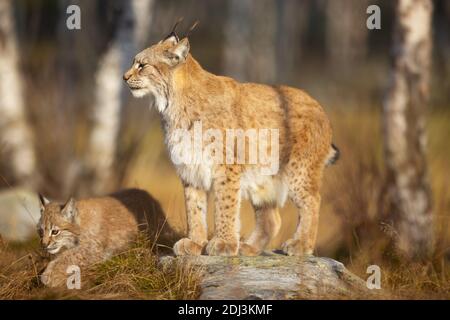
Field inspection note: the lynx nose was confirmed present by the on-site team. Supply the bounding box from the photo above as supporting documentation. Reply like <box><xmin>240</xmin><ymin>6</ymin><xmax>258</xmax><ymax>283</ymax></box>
<box><xmin>123</xmin><ymin>71</ymin><xmax>132</xmax><ymax>81</ymax></box>
<box><xmin>41</xmin><ymin>237</ymin><xmax>49</xmax><ymax>248</ymax></box>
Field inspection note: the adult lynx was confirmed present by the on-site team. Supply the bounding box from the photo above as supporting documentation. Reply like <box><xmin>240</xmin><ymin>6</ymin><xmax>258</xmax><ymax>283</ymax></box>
<box><xmin>37</xmin><ymin>189</ymin><xmax>167</xmax><ymax>287</ymax></box>
<box><xmin>124</xmin><ymin>24</ymin><xmax>339</xmax><ymax>257</ymax></box>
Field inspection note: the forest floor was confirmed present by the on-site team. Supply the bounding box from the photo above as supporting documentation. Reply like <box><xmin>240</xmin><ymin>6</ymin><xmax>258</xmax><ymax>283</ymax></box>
<box><xmin>1</xmin><ymin>235</ymin><xmax>448</xmax><ymax>300</ymax></box>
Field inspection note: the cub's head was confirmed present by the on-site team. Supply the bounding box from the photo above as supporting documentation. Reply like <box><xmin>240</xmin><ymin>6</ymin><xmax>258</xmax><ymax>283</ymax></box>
<box><xmin>37</xmin><ymin>195</ymin><xmax>80</xmax><ymax>255</ymax></box>
<box><xmin>123</xmin><ymin>21</ymin><xmax>194</xmax><ymax>111</ymax></box>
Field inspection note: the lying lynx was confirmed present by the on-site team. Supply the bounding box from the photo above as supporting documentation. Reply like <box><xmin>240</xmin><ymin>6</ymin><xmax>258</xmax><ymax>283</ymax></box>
<box><xmin>124</xmin><ymin>23</ymin><xmax>339</xmax><ymax>257</ymax></box>
<box><xmin>37</xmin><ymin>188</ymin><xmax>164</xmax><ymax>287</ymax></box>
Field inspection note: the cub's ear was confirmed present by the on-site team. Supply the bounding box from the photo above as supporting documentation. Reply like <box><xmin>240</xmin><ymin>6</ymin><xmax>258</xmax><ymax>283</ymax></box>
<box><xmin>61</xmin><ymin>197</ymin><xmax>77</xmax><ymax>221</ymax></box>
<box><xmin>163</xmin><ymin>38</ymin><xmax>190</xmax><ymax>67</ymax></box>
<box><xmin>38</xmin><ymin>193</ymin><xmax>50</xmax><ymax>208</ymax></box>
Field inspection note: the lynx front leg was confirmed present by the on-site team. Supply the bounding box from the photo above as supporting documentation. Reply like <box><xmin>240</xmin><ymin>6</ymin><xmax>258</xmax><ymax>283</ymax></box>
<box><xmin>40</xmin><ymin>245</ymin><xmax>96</xmax><ymax>288</ymax></box>
<box><xmin>206</xmin><ymin>165</ymin><xmax>241</xmax><ymax>256</ymax></box>
<box><xmin>173</xmin><ymin>186</ymin><xmax>208</xmax><ymax>256</ymax></box>
<box><xmin>40</xmin><ymin>259</ymin><xmax>66</xmax><ymax>288</ymax></box>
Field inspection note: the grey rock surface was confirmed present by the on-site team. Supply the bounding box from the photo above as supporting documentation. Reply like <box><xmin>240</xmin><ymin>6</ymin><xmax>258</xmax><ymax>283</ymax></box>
<box><xmin>161</xmin><ymin>254</ymin><xmax>378</xmax><ymax>299</ymax></box>
<box><xmin>0</xmin><ymin>188</ymin><xmax>40</xmax><ymax>242</ymax></box>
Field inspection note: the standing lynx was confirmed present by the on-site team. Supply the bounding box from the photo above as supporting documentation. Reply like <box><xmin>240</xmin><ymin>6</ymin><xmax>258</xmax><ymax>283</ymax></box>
<box><xmin>37</xmin><ymin>189</ymin><xmax>165</xmax><ymax>287</ymax></box>
<box><xmin>124</xmin><ymin>24</ymin><xmax>338</xmax><ymax>257</ymax></box>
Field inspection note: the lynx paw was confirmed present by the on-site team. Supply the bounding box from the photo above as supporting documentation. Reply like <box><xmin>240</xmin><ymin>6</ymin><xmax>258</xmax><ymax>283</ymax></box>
<box><xmin>239</xmin><ymin>242</ymin><xmax>261</xmax><ymax>256</ymax></box>
<box><xmin>281</xmin><ymin>239</ymin><xmax>307</xmax><ymax>256</ymax></box>
<box><xmin>173</xmin><ymin>238</ymin><xmax>204</xmax><ymax>256</ymax></box>
<box><xmin>206</xmin><ymin>237</ymin><xmax>238</xmax><ymax>256</ymax></box>
<box><xmin>40</xmin><ymin>272</ymin><xmax>51</xmax><ymax>286</ymax></box>
<box><xmin>40</xmin><ymin>263</ymin><xmax>66</xmax><ymax>288</ymax></box>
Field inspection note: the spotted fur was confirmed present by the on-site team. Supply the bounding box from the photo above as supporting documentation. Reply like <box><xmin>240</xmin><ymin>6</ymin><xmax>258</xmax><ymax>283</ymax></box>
<box><xmin>124</xmin><ymin>34</ymin><xmax>337</xmax><ymax>256</ymax></box>
<box><xmin>37</xmin><ymin>189</ymin><xmax>157</xmax><ymax>287</ymax></box>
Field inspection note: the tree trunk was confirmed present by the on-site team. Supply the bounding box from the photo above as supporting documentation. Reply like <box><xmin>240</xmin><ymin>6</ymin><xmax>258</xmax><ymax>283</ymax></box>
<box><xmin>0</xmin><ymin>0</ymin><xmax>37</xmax><ymax>186</ymax></box>
<box><xmin>223</xmin><ymin>0</ymin><xmax>253</xmax><ymax>82</ymax></box>
<box><xmin>85</xmin><ymin>0</ymin><xmax>154</xmax><ymax>194</ymax></box>
<box><xmin>325</xmin><ymin>0</ymin><xmax>369</xmax><ymax>71</ymax></box>
<box><xmin>276</xmin><ymin>0</ymin><xmax>310</xmax><ymax>84</ymax></box>
<box><xmin>248</xmin><ymin>0</ymin><xmax>277</xmax><ymax>84</ymax></box>
<box><xmin>223</xmin><ymin>0</ymin><xmax>277</xmax><ymax>84</ymax></box>
<box><xmin>382</xmin><ymin>0</ymin><xmax>434</xmax><ymax>259</ymax></box>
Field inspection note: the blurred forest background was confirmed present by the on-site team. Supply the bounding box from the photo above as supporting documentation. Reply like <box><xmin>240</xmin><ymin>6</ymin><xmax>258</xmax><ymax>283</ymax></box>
<box><xmin>0</xmin><ymin>0</ymin><xmax>449</xmax><ymax>297</ymax></box>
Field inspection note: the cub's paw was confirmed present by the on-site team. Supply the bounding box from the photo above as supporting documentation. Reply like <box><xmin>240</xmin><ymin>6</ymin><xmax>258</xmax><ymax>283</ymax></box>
<box><xmin>40</xmin><ymin>261</ymin><xmax>54</xmax><ymax>286</ymax></box>
<box><xmin>206</xmin><ymin>237</ymin><xmax>238</xmax><ymax>256</ymax></box>
<box><xmin>40</xmin><ymin>272</ymin><xmax>51</xmax><ymax>286</ymax></box>
<box><xmin>239</xmin><ymin>242</ymin><xmax>261</xmax><ymax>256</ymax></box>
<box><xmin>281</xmin><ymin>239</ymin><xmax>306</xmax><ymax>256</ymax></box>
<box><xmin>40</xmin><ymin>264</ymin><xmax>66</xmax><ymax>288</ymax></box>
<box><xmin>173</xmin><ymin>238</ymin><xmax>204</xmax><ymax>256</ymax></box>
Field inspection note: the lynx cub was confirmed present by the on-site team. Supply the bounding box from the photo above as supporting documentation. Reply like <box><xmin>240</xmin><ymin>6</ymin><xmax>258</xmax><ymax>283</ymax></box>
<box><xmin>37</xmin><ymin>189</ymin><xmax>156</xmax><ymax>287</ymax></box>
<box><xmin>124</xmin><ymin>24</ymin><xmax>338</xmax><ymax>257</ymax></box>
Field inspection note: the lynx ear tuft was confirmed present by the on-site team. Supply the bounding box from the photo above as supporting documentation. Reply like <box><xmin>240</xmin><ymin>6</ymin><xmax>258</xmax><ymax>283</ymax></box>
<box><xmin>160</xmin><ymin>17</ymin><xmax>183</xmax><ymax>45</ymax></box>
<box><xmin>38</xmin><ymin>193</ymin><xmax>50</xmax><ymax>207</ymax></box>
<box><xmin>61</xmin><ymin>197</ymin><xmax>77</xmax><ymax>221</ymax></box>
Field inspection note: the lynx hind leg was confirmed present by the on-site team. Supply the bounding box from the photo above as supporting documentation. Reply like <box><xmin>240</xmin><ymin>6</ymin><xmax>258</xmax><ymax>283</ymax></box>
<box><xmin>282</xmin><ymin>161</ymin><xmax>322</xmax><ymax>256</ymax></box>
<box><xmin>240</xmin><ymin>204</ymin><xmax>281</xmax><ymax>256</ymax></box>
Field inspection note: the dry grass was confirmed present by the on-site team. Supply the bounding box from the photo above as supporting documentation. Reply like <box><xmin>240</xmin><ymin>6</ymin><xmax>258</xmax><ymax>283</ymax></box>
<box><xmin>323</xmin><ymin>108</ymin><xmax>450</xmax><ymax>299</ymax></box>
<box><xmin>0</xmin><ymin>235</ymin><xmax>201</xmax><ymax>300</ymax></box>
<box><xmin>347</xmin><ymin>256</ymin><xmax>450</xmax><ymax>300</ymax></box>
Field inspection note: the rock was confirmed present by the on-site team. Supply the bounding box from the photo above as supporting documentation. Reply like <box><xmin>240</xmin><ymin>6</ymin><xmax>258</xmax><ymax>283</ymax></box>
<box><xmin>0</xmin><ymin>188</ymin><xmax>40</xmax><ymax>242</ymax></box>
<box><xmin>160</xmin><ymin>253</ymin><xmax>380</xmax><ymax>299</ymax></box>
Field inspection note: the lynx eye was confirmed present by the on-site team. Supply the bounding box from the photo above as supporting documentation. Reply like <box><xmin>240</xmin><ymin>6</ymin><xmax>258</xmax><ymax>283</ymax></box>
<box><xmin>51</xmin><ymin>229</ymin><xmax>60</xmax><ymax>236</ymax></box>
<box><xmin>38</xmin><ymin>228</ymin><xmax>44</xmax><ymax>238</ymax></box>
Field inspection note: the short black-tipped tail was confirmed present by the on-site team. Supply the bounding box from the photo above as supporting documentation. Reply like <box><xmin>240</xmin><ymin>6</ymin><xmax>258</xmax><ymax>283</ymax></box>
<box><xmin>326</xmin><ymin>143</ymin><xmax>340</xmax><ymax>166</ymax></box>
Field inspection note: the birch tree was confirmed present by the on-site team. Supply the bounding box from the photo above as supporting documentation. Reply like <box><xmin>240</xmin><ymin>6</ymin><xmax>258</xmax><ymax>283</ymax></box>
<box><xmin>85</xmin><ymin>0</ymin><xmax>154</xmax><ymax>194</ymax></box>
<box><xmin>383</xmin><ymin>0</ymin><xmax>434</xmax><ymax>259</ymax></box>
<box><xmin>0</xmin><ymin>0</ymin><xmax>37</xmax><ymax>186</ymax></box>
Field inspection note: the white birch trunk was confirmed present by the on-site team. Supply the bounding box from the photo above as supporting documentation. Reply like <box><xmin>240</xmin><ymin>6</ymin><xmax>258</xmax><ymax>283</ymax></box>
<box><xmin>383</xmin><ymin>0</ymin><xmax>434</xmax><ymax>259</ymax></box>
<box><xmin>0</xmin><ymin>0</ymin><xmax>36</xmax><ymax>186</ymax></box>
<box><xmin>86</xmin><ymin>0</ymin><xmax>154</xmax><ymax>194</ymax></box>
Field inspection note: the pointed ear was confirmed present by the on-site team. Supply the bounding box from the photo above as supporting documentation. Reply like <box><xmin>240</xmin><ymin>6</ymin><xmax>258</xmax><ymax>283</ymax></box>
<box><xmin>160</xmin><ymin>35</ymin><xmax>178</xmax><ymax>46</ymax></box>
<box><xmin>61</xmin><ymin>198</ymin><xmax>77</xmax><ymax>221</ymax></box>
<box><xmin>164</xmin><ymin>38</ymin><xmax>190</xmax><ymax>67</ymax></box>
<box><xmin>38</xmin><ymin>194</ymin><xmax>50</xmax><ymax>207</ymax></box>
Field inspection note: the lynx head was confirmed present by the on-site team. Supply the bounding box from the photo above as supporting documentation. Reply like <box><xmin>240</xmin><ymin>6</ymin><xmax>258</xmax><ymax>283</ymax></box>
<box><xmin>37</xmin><ymin>195</ymin><xmax>80</xmax><ymax>255</ymax></box>
<box><xmin>123</xmin><ymin>20</ymin><xmax>197</xmax><ymax>112</ymax></box>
